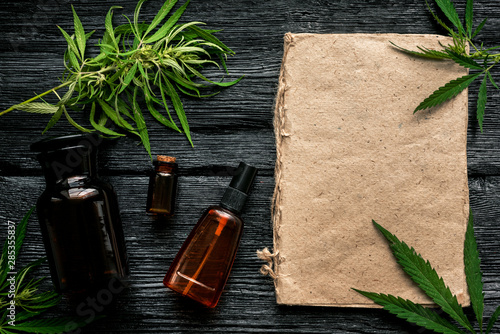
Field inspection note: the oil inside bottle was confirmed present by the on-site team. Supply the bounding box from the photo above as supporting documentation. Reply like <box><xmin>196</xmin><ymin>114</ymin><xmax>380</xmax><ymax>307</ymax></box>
<box><xmin>163</xmin><ymin>207</ymin><xmax>243</xmax><ymax>307</ymax></box>
<box><xmin>146</xmin><ymin>155</ymin><xmax>178</xmax><ymax>216</ymax></box>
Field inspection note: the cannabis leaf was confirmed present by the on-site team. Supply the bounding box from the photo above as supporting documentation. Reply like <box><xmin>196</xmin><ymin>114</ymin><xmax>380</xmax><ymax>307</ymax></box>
<box><xmin>464</xmin><ymin>210</ymin><xmax>484</xmax><ymax>331</ymax></box>
<box><xmin>0</xmin><ymin>207</ymin><xmax>93</xmax><ymax>333</ymax></box>
<box><xmin>392</xmin><ymin>0</ymin><xmax>500</xmax><ymax>132</ymax></box>
<box><xmin>354</xmin><ymin>210</ymin><xmax>500</xmax><ymax>334</ymax></box>
<box><xmin>352</xmin><ymin>290</ymin><xmax>465</xmax><ymax>333</ymax></box>
<box><xmin>0</xmin><ymin>0</ymin><xmax>242</xmax><ymax>158</ymax></box>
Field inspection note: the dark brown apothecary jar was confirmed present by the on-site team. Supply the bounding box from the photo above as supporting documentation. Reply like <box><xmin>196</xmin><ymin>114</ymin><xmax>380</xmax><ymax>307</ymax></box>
<box><xmin>30</xmin><ymin>134</ymin><xmax>128</xmax><ymax>294</ymax></box>
<box><xmin>146</xmin><ymin>155</ymin><xmax>178</xmax><ymax>216</ymax></box>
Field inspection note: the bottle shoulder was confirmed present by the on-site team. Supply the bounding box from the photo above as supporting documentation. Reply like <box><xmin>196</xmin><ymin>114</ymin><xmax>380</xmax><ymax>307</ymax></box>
<box><xmin>44</xmin><ymin>176</ymin><xmax>113</xmax><ymax>190</ymax></box>
<box><xmin>204</xmin><ymin>205</ymin><xmax>243</xmax><ymax>224</ymax></box>
<box><xmin>39</xmin><ymin>177</ymin><xmax>115</xmax><ymax>202</ymax></box>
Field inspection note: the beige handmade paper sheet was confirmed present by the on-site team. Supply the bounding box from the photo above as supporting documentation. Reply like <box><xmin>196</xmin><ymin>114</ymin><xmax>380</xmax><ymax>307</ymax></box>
<box><xmin>268</xmin><ymin>33</ymin><xmax>470</xmax><ymax>307</ymax></box>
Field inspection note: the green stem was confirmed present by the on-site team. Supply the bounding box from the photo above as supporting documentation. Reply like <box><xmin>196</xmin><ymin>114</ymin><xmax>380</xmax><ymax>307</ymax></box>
<box><xmin>0</xmin><ymin>65</ymin><xmax>117</xmax><ymax>117</ymax></box>
<box><xmin>0</xmin><ymin>81</ymin><xmax>73</xmax><ymax>116</ymax></box>
<box><xmin>486</xmin><ymin>60</ymin><xmax>499</xmax><ymax>72</ymax></box>
<box><xmin>467</xmin><ymin>38</ymin><xmax>481</xmax><ymax>54</ymax></box>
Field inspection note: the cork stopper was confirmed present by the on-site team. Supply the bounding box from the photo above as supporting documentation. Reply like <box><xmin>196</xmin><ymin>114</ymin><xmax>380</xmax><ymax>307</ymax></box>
<box><xmin>157</xmin><ymin>155</ymin><xmax>176</xmax><ymax>163</ymax></box>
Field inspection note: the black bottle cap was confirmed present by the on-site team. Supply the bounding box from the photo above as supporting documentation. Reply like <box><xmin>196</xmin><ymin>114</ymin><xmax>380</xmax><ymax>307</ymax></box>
<box><xmin>30</xmin><ymin>133</ymin><xmax>101</xmax><ymax>152</ymax></box>
<box><xmin>229</xmin><ymin>162</ymin><xmax>258</xmax><ymax>193</ymax></box>
<box><xmin>220</xmin><ymin>162</ymin><xmax>258</xmax><ymax>214</ymax></box>
<box><xmin>30</xmin><ymin>134</ymin><xmax>103</xmax><ymax>180</ymax></box>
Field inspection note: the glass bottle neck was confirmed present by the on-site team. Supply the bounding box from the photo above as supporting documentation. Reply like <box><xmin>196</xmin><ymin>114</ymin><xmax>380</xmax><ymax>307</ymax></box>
<box><xmin>37</xmin><ymin>146</ymin><xmax>98</xmax><ymax>184</ymax></box>
<box><xmin>155</xmin><ymin>162</ymin><xmax>177</xmax><ymax>174</ymax></box>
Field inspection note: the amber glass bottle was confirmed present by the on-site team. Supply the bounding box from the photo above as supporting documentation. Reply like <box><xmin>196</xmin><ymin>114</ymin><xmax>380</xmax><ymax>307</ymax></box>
<box><xmin>31</xmin><ymin>134</ymin><xmax>128</xmax><ymax>294</ymax></box>
<box><xmin>146</xmin><ymin>155</ymin><xmax>178</xmax><ymax>216</ymax></box>
<box><xmin>163</xmin><ymin>162</ymin><xmax>257</xmax><ymax>308</ymax></box>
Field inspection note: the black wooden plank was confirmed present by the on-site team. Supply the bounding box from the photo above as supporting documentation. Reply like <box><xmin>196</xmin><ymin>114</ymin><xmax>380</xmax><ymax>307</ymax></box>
<box><xmin>2</xmin><ymin>112</ymin><xmax>500</xmax><ymax>176</ymax></box>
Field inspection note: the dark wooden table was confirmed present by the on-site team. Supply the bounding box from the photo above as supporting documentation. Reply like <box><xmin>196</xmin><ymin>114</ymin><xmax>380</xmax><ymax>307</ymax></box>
<box><xmin>1</xmin><ymin>0</ymin><xmax>500</xmax><ymax>333</ymax></box>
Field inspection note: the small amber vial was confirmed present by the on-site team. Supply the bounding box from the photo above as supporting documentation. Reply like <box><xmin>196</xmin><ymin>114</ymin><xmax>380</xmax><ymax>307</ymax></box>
<box><xmin>146</xmin><ymin>155</ymin><xmax>178</xmax><ymax>216</ymax></box>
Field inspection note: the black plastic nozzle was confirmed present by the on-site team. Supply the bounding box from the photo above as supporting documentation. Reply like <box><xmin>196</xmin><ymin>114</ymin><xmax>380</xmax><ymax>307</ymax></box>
<box><xmin>220</xmin><ymin>162</ymin><xmax>257</xmax><ymax>214</ymax></box>
<box><xmin>229</xmin><ymin>162</ymin><xmax>258</xmax><ymax>193</ymax></box>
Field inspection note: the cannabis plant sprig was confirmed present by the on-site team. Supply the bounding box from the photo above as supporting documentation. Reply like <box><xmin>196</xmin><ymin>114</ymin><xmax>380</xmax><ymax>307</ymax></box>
<box><xmin>0</xmin><ymin>0</ymin><xmax>242</xmax><ymax>157</ymax></box>
<box><xmin>0</xmin><ymin>207</ymin><xmax>92</xmax><ymax>333</ymax></box>
<box><xmin>392</xmin><ymin>0</ymin><xmax>500</xmax><ymax>132</ymax></box>
<box><xmin>354</xmin><ymin>211</ymin><xmax>500</xmax><ymax>334</ymax></box>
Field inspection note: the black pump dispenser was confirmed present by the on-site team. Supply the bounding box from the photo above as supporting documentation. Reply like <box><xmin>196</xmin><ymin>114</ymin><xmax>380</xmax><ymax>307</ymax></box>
<box><xmin>220</xmin><ymin>162</ymin><xmax>257</xmax><ymax>214</ymax></box>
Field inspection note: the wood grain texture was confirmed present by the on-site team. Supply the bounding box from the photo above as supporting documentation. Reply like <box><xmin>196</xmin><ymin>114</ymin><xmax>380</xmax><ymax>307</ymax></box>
<box><xmin>1</xmin><ymin>0</ymin><xmax>500</xmax><ymax>333</ymax></box>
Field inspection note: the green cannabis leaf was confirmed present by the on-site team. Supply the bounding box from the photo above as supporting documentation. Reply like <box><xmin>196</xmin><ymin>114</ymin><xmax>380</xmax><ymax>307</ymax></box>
<box><xmin>0</xmin><ymin>207</ymin><xmax>93</xmax><ymax>333</ymax></box>
<box><xmin>392</xmin><ymin>0</ymin><xmax>500</xmax><ymax>132</ymax></box>
<box><xmin>353</xmin><ymin>211</ymin><xmax>500</xmax><ymax>334</ymax></box>
<box><xmin>0</xmin><ymin>0</ymin><xmax>242</xmax><ymax>158</ymax></box>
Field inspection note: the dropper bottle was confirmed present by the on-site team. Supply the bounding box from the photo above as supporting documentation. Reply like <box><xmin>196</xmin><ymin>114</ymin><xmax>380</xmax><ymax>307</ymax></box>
<box><xmin>163</xmin><ymin>162</ymin><xmax>257</xmax><ymax>308</ymax></box>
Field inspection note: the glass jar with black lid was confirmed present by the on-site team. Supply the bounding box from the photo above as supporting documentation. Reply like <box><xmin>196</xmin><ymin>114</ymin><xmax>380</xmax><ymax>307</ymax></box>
<box><xmin>31</xmin><ymin>134</ymin><xmax>128</xmax><ymax>294</ymax></box>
